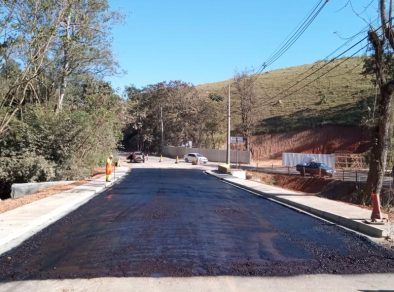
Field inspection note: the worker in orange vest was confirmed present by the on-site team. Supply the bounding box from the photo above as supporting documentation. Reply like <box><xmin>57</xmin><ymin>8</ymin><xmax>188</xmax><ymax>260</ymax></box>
<box><xmin>105</xmin><ymin>155</ymin><xmax>113</xmax><ymax>182</ymax></box>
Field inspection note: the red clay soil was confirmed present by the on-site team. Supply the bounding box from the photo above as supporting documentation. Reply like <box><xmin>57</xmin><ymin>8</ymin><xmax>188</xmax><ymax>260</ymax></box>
<box><xmin>0</xmin><ymin>165</ymin><xmax>117</xmax><ymax>214</ymax></box>
<box><xmin>250</xmin><ymin>125</ymin><xmax>370</xmax><ymax>160</ymax></box>
<box><xmin>247</xmin><ymin>171</ymin><xmax>393</xmax><ymax>209</ymax></box>
<box><xmin>247</xmin><ymin>171</ymin><xmax>394</xmax><ymax>230</ymax></box>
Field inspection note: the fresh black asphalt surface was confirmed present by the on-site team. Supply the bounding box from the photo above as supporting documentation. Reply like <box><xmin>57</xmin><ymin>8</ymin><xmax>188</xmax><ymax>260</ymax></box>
<box><xmin>1</xmin><ymin>167</ymin><xmax>394</xmax><ymax>280</ymax></box>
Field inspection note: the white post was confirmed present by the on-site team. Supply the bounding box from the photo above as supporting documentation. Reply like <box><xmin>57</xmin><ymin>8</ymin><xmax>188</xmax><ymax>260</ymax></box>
<box><xmin>226</xmin><ymin>84</ymin><xmax>231</xmax><ymax>165</ymax></box>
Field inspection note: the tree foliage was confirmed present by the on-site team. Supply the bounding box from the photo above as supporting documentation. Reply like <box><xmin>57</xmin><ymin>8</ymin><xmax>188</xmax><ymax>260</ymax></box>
<box><xmin>123</xmin><ymin>81</ymin><xmax>226</xmax><ymax>152</ymax></box>
<box><xmin>0</xmin><ymin>1</ymin><xmax>122</xmax><ymax>199</ymax></box>
<box><xmin>233</xmin><ymin>71</ymin><xmax>258</xmax><ymax>150</ymax></box>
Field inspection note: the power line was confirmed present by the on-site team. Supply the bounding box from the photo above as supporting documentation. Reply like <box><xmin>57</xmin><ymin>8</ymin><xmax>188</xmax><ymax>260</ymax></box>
<box><xmin>270</xmin><ymin>43</ymin><xmax>370</xmax><ymax>104</ymax></box>
<box><xmin>271</xmin><ymin>35</ymin><xmax>369</xmax><ymax>99</ymax></box>
<box><xmin>270</xmin><ymin>17</ymin><xmax>392</xmax><ymax>101</ymax></box>
<box><xmin>254</xmin><ymin>0</ymin><xmax>329</xmax><ymax>75</ymax></box>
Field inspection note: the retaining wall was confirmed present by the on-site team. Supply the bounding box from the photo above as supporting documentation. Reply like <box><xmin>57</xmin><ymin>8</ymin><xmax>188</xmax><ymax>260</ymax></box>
<box><xmin>163</xmin><ymin>146</ymin><xmax>251</xmax><ymax>164</ymax></box>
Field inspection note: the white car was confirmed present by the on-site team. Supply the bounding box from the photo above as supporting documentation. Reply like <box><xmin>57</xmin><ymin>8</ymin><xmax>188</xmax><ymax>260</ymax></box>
<box><xmin>184</xmin><ymin>153</ymin><xmax>208</xmax><ymax>164</ymax></box>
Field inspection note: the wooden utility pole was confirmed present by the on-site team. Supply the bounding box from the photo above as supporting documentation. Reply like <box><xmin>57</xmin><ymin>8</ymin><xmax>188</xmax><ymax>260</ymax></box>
<box><xmin>226</xmin><ymin>84</ymin><xmax>231</xmax><ymax>165</ymax></box>
<box><xmin>160</xmin><ymin>106</ymin><xmax>164</xmax><ymax>154</ymax></box>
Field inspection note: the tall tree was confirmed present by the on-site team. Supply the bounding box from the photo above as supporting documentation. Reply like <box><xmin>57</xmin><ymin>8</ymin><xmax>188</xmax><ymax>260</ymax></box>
<box><xmin>124</xmin><ymin>81</ymin><xmax>225</xmax><ymax>152</ymax></box>
<box><xmin>233</xmin><ymin>70</ymin><xmax>258</xmax><ymax>150</ymax></box>
<box><xmin>53</xmin><ymin>0</ymin><xmax>119</xmax><ymax>113</ymax></box>
<box><xmin>363</xmin><ymin>0</ymin><xmax>394</xmax><ymax>215</ymax></box>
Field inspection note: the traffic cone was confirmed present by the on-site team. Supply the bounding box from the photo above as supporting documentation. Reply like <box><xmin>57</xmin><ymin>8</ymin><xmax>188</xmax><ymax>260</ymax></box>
<box><xmin>175</xmin><ymin>156</ymin><xmax>179</xmax><ymax>164</ymax></box>
<box><xmin>371</xmin><ymin>192</ymin><xmax>383</xmax><ymax>222</ymax></box>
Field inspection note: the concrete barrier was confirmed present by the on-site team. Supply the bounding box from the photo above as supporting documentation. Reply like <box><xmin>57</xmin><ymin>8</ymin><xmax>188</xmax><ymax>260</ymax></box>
<box><xmin>11</xmin><ymin>181</ymin><xmax>75</xmax><ymax>199</ymax></box>
<box><xmin>218</xmin><ymin>164</ymin><xmax>231</xmax><ymax>174</ymax></box>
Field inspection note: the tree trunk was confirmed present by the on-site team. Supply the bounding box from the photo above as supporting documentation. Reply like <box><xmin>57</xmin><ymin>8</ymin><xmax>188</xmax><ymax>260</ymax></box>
<box><xmin>363</xmin><ymin>0</ymin><xmax>394</xmax><ymax>205</ymax></box>
<box><xmin>56</xmin><ymin>12</ymin><xmax>71</xmax><ymax>114</ymax></box>
<box><xmin>363</xmin><ymin>81</ymin><xmax>394</xmax><ymax>203</ymax></box>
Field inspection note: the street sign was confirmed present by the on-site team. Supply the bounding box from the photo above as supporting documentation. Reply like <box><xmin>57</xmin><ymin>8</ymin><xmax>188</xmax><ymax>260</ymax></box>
<box><xmin>230</xmin><ymin>136</ymin><xmax>244</xmax><ymax>144</ymax></box>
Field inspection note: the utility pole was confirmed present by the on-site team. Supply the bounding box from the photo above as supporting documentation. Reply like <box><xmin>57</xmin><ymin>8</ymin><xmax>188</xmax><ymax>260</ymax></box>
<box><xmin>226</xmin><ymin>84</ymin><xmax>231</xmax><ymax>165</ymax></box>
<box><xmin>160</xmin><ymin>106</ymin><xmax>164</xmax><ymax>154</ymax></box>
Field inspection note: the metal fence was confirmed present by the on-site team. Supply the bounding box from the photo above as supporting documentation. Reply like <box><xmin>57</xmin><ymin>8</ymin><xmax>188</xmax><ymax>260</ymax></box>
<box><xmin>241</xmin><ymin>165</ymin><xmax>394</xmax><ymax>187</ymax></box>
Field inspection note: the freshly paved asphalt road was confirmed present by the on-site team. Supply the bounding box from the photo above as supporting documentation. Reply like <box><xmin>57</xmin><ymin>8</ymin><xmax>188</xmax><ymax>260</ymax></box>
<box><xmin>1</xmin><ymin>167</ymin><xmax>394</xmax><ymax>281</ymax></box>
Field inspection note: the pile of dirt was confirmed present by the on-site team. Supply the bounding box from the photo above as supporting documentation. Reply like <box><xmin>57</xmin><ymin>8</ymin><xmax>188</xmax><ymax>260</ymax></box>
<box><xmin>273</xmin><ymin>175</ymin><xmax>332</xmax><ymax>193</ymax></box>
<box><xmin>247</xmin><ymin>171</ymin><xmax>393</xmax><ymax>208</ymax></box>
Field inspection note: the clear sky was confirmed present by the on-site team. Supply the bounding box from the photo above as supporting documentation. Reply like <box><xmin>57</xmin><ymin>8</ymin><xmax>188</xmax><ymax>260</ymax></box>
<box><xmin>107</xmin><ymin>0</ymin><xmax>379</xmax><ymax>91</ymax></box>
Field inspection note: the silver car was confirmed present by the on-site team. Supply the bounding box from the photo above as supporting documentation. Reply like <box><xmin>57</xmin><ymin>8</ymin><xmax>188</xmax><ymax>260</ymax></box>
<box><xmin>184</xmin><ymin>153</ymin><xmax>208</xmax><ymax>164</ymax></box>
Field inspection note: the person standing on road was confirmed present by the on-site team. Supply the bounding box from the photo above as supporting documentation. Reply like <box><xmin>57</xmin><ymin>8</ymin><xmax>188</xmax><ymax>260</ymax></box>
<box><xmin>105</xmin><ymin>155</ymin><xmax>113</xmax><ymax>182</ymax></box>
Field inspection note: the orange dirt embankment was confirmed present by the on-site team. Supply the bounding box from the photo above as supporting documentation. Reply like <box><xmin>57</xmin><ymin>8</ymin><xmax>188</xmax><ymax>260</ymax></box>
<box><xmin>250</xmin><ymin>125</ymin><xmax>370</xmax><ymax>160</ymax></box>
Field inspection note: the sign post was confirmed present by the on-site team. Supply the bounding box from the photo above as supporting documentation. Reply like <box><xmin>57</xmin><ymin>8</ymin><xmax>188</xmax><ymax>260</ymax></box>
<box><xmin>231</xmin><ymin>136</ymin><xmax>244</xmax><ymax>167</ymax></box>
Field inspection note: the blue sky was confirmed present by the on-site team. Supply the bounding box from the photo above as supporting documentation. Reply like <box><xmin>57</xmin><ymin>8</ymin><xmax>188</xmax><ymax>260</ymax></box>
<box><xmin>108</xmin><ymin>0</ymin><xmax>378</xmax><ymax>91</ymax></box>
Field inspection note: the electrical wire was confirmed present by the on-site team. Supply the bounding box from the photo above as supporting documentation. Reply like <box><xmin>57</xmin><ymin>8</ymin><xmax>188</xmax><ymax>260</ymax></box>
<box><xmin>254</xmin><ymin>0</ymin><xmax>329</xmax><ymax>75</ymax></box>
<box><xmin>270</xmin><ymin>42</ymin><xmax>370</xmax><ymax>104</ymax></box>
<box><xmin>271</xmin><ymin>36</ymin><xmax>369</xmax><ymax>99</ymax></box>
<box><xmin>270</xmin><ymin>17</ymin><xmax>391</xmax><ymax>101</ymax></box>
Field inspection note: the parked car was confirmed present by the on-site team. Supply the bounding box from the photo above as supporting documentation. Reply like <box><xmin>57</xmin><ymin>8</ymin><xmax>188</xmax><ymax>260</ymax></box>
<box><xmin>296</xmin><ymin>162</ymin><xmax>334</xmax><ymax>177</ymax></box>
<box><xmin>127</xmin><ymin>151</ymin><xmax>145</xmax><ymax>163</ymax></box>
<box><xmin>184</xmin><ymin>153</ymin><xmax>208</xmax><ymax>164</ymax></box>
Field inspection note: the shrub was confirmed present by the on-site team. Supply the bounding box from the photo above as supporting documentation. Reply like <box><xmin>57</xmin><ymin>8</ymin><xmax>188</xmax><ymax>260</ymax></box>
<box><xmin>0</xmin><ymin>153</ymin><xmax>56</xmax><ymax>199</ymax></box>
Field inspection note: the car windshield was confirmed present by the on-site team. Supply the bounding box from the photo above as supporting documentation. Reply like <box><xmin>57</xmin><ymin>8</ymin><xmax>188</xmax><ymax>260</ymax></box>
<box><xmin>196</xmin><ymin>154</ymin><xmax>203</xmax><ymax>157</ymax></box>
<box><xmin>317</xmin><ymin>163</ymin><xmax>330</xmax><ymax>169</ymax></box>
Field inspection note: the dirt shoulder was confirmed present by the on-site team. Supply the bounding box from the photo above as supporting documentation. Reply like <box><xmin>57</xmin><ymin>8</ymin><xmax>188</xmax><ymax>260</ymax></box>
<box><xmin>246</xmin><ymin>170</ymin><xmax>394</xmax><ymax>217</ymax></box>
<box><xmin>0</xmin><ymin>180</ymin><xmax>89</xmax><ymax>214</ymax></box>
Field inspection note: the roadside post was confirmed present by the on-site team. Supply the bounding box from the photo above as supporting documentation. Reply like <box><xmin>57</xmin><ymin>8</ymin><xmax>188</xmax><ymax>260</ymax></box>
<box><xmin>230</xmin><ymin>136</ymin><xmax>244</xmax><ymax>169</ymax></box>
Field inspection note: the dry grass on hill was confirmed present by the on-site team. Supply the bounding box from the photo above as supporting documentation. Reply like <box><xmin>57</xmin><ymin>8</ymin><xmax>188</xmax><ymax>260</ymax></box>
<box><xmin>197</xmin><ymin>57</ymin><xmax>375</xmax><ymax>133</ymax></box>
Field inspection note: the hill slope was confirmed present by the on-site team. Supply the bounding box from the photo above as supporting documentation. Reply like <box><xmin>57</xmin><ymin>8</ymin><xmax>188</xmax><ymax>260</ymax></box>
<box><xmin>197</xmin><ymin>57</ymin><xmax>375</xmax><ymax>133</ymax></box>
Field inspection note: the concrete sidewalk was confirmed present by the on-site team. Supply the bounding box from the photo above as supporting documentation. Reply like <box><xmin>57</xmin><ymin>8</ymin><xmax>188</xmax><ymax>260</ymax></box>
<box><xmin>207</xmin><ymin>170</ymin><xmax>392</xmax><ymax>238</ymax></box>
<box><xmin>0</xmin><ymin>166</ymin><xmax>130</xmax><ymax>256</ymax></box>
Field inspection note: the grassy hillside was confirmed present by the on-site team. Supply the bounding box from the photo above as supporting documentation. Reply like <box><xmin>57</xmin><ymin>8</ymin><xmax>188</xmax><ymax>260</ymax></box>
<box><xmin>197</xmin><ymin>57</ymin><xmax>375</xmax><ymax>134</ymax></box>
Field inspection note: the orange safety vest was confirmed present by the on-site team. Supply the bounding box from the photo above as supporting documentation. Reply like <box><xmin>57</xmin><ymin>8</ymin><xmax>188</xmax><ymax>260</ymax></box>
<box><xmin>105</xmin><ymin>158</ymin><xmax>113</xmax><ymax>175</ymax></box>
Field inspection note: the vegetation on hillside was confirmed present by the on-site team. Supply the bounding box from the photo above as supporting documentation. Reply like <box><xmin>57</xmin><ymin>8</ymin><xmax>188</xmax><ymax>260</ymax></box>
<box><xmin>123</xmin><ymin>81</ymin><xmax>226</xmax><ymax>153</ymax></box>
<box><xmin>0</xmin><ymin>0</ymin><xmax>122</xmax><ymax>199</ymax></box>
<box><xmin>124</xmin><ymin>57</ymin><xmax>377</xmax><ymax>154</ymax></box>
<box><xmin>197</xmin><ymin>57</ymin><xmax>375</xmax><ymax>134</ymax></box>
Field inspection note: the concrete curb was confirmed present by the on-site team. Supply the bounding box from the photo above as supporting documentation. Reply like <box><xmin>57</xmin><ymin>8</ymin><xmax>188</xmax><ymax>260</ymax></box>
<box><xmin>0</xmin><ymin>167</ymin><xmax>131</xmax><ymax>256</ymax></box>
<box><xmin>205</xmin><ymin>170</ymin><xmax>387</xmax><ymax>238</ymax></box>
<box><xmin>11</xmin><ymin>181</ymin><xmax>76</xmax><ymax>199</ymax></box>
